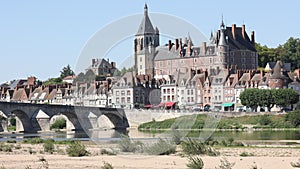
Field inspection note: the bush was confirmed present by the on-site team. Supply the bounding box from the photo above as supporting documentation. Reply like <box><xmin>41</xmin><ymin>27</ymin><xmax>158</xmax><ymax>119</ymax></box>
<box><xmin>239</xmin><ymin>151</ymin><xmax>254</xmax><ymax>157</ymax></box>
<box><xmin>117</xmin><ymin>135</ymin><xmax>144</xmax><ymax>153</ymax></box>
<box><xmin>66</xmin><ymin>141</ymin><xmax>89</xmax><ymax>157</ymax></box>
<box><xmin>50</xmin><ymin>118</ymin><xmax>66</xmax><ymax>130</ymax></box>
<box><xmin>100</xmin><ymin>149</ymin><xmax>116</xmax><ymax>155</ymax></box>
<box><xmin>145</xmin><ymin>138</ymin><xmax>176</xmax><ymax>155</ymax></box>
<box><xmin>215</xmin><ymin>158</ymin><xmax>235</xmax><ymax>169</ymax></box>
<box><xmin>0</xmin><ymin>143</ymin><xmax>12</xmax><ymax>152</ymax></box>
<box><xmin>186</xmin><ymin>156</ymin><xmax>204</xmax><ymax>169</ymax></box>
<box><xmin>101</xmin><ymin>161</ymin><xmax>114</xmax><ymax>169</ymax></box>
<box><xmin>259</xmin><ymin>115</ymin><xmax>272</xmax><ymax>125</ymax></box>
<box><xmin>43</xmin><ymin>139</ymin><xmax>55</xmax><ymax>153</ymax></box>
<box><xmin>180</xmin><ymin>138</ymin><xmax>219</xmax><ymax>156</ymax></box>
<box><xmin>23</xmin><ymin>138</ymin><xmax>44</xmax><ymax>144</ymax></box>
<box><xmin>286</xmin><ymin>110</ymin><xmax>300</xmax><ymax>127</ymax></box>
<box><xmin>291</xmin><ymin>159</ymin><xmax>300</xmax><ymax>168</ymax></box>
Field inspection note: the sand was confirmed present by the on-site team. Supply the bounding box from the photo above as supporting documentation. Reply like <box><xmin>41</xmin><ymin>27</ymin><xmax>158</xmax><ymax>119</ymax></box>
<box><xmin>0</xmin><ymin>144</ymin><xmax>299</xmax><ymax>169</ymax></box>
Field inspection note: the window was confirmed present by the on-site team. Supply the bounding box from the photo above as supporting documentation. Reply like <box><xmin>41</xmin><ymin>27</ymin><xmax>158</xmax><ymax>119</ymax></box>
<box><xmin>140</xmin><ymin>65</ymin><xmax>142</xmax><ymax>69</ymax></box>
<box><xmin>163</xmin><ymin>89</ymin><xmax>166</xmax><ymax>94</ymax></box>
<box><xmin>208</xmin><ymin>97</ymin><xmax>211</xmax><ymax>102</ymax></box>
<box><xmin>160</xmin><ymin>61</ymin><xmax>162</xmax><ymax>67</ymax></box>
<box><xmin>121</xmin><ymin>91</ymin><xmax>125</xmax><ymax>96</ymax></box>
<box><xmin>171</xmin><ymin>95</ymin><xmax>174</xmax><ymax>101</ymax></box>
<box><xmin>181</xmin><ymin>90</ymin><xmax>184</xmax><ymax>95</ymax></box>
<box><xmin>215</xmin><ymin>96</ymin><xmax>217</xmax><ymax>100</ymax></box>
<box><xmin>127</xmin><ymin>90</ymin><xmax>131</xmax><ymax>95</ymax></box>
<box><xmin>187</xmin><ymin>97</ymin><xmax>190</xmax><ymax>102</ymax></box>
<box><xmin>187</xmin><ymin>90</ymin><xmax>190</xmax><ymax>95</ymax></box>
<box><xmin>163</xmin><ymin>96</ymin><xmax>166</xmax><ymax>101</ymax></box>
<box><xmin>191</xmin><ymin>90</ymin><xmax>193</xmax><ymax>95</ymax></box>
<box><xmin>140</xmin><ymin>57</ymin><xmax>142</xmax><ymax>62</ymax></box>
<box><xmin>171</xmin><ymin>88</ymin><xmax>175</xmax><ymax>94</ymax></box>
<box><xmin>116</xmin><ymin>98</ymin><xmax>120</xmax><ymax>103</ymax></box>
<box><xmin>167</xmin><ymin>89</ymin><xmax>170</xmax><ymax>94</ymax></box>
<box><xmin>121</xmin><ymin>97</ymin><xmax>125</xmax><ymax>103</ymax></box>
<box><xmin>116</xmin><ymin>91</ymin><xmax>119</xmax><ymax>96</ymax></box>
<box><xmin>208</xmin><ymin>89</ymin><xmax>210</xmax><ymax>94</ymax></box>
<box><xmin>210</xmin><ymin>58</ymin><xmax>212</xmax><ymax>63</ymax></box>
<box><xmin>127</xmin><ymin>97</ymin><xmax>131</xmax><ymax>103</ymax></box>
<box><xmin>204</xmin><ymin>97</ymin><xmax>207</xmax><ymax>102</ymax></box>
<box><xmin>167</xmin><ymin>61</ymin><xmax>171</xmax><ymax>66</ymax></box>
<box><xmin>191</xmin><ymin>97</ymin><xmax>194</xmax><ymax>102</ymax></box>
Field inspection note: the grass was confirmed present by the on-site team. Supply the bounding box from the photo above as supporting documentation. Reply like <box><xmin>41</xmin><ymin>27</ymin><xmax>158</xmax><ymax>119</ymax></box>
<box><xmin>240</xmin><ymin>151</ymin><xmax>254</xmax><ymax>157</ymax></box>
<box><xmin>138</xmin><ymin>114</ymin><xmax>298</xmax><ymax>131</ymax></box>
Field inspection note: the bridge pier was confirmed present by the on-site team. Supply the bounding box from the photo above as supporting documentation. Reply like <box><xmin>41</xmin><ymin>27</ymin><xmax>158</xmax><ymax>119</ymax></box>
<box><xmin>0</xmin><ymin>119</ymin><xmax>8</xmax><ymax>132</ymax></box>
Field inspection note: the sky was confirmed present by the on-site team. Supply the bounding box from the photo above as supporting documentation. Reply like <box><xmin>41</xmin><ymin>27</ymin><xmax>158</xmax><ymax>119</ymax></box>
<box><xmin>0</xmin><ymin>1</ymin><xmax>299</xmax><ymax>83</ymax></box>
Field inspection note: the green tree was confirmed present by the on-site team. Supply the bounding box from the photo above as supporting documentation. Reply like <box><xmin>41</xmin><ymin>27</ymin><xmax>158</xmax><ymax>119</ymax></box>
<box><xmin>274</xmin><ymin>89</ymin><xmax>299</xmax><ymax>108</ymax></box>
<box><xmin>240</xmin><ymin>88</ymin><xmax>260</xmax><ymax>111</ymax></box>
<box><xmin>60</xmin><ymin>64</ymin><xmax>75</xmax><ymax>79</ymax></box>
<box><xmin>43</xmin><ymin>77</ymin><xmax>63</xmax><ymax>85</ymax></box>
<box><xmin>281</xmin><ymin>37</ymin><xmax>300</xmax><ymax>70</ymax></box>
<box><xmin>285</xmin><ymin>110</ymin><xmax>300</xmax><ymax>127</ymax></box>
<box><xmin>121</xmin><ymin>67</ymin><xmax>127</xmax><ymax>76</ymax></box>
<box><xmin>259</xmin><ymin>89</ymin><xmax>276</xmax><ymax>111</ymax></box>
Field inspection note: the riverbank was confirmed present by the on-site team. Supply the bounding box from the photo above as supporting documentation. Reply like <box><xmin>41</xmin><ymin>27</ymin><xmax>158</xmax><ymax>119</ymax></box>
<box><xmin>0</xmin><ymin>143</ymin><xmax>300</xmax><ymax>169</ymax></box>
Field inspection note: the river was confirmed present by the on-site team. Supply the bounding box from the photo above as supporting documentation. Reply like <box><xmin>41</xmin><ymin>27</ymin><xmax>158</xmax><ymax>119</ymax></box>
<box><xmin>0</xmin><ymin>129</ymin><xmax>299</xmax><ymax>144</ymax></box>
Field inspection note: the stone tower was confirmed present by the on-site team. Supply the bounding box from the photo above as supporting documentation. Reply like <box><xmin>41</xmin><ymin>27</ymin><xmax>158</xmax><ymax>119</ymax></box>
<box><xmin>134</xmin><ymin>3</ymin><xmax>159</xmax><ymax>77</ymax></box>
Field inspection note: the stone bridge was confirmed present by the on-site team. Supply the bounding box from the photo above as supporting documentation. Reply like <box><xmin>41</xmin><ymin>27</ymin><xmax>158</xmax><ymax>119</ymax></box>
<box><xmin>0</xmin><ymin>102</ymin><xmax>129</xmax><ymax>132</ymax></box>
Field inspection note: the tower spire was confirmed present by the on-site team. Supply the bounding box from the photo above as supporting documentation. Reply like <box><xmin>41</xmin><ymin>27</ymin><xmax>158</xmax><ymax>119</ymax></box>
<box><xmin>220</xmin><ymin>15</ymin><xmax>225</xmax><ymax>29</ymax></box>
<box><xmin>144</xmin><ymin>3</ymin><xmax>148</xmax><ymax>16</ymax></box>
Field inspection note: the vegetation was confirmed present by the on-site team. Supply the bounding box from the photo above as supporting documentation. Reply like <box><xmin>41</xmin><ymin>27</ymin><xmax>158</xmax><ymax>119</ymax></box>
<box><xmin>117</xmin><ymin>134</ymin><xmax>144</xmax><ymax>153</ymax></box>
<box><xmin>66</xmin><ymin>140</ymin><xmax>89</xmax><ymax>157</ymax></box>
<box><xmin>240</xmin><ymin>88</ymin><xmax>299</xmax><ymax>111</ymax></box>
<box><xmin>239</xmin><ymin>151</ymin><xmax>254</xmax><ymax>157</ymax></box>
<box><xmin>215</xmin><ymin>158</ymin><xmax>235</xmax><ymax>169</ymax></box>
<box><xmin>291</xmin><ymin>159</ymin><xmax>300</xmax><ymax>168</ymax></box>
<box><xmin>101</xmin><ymin>161</ymin><xmax>114</xmax><ymax>169</ymax></box>
<box><xmin>43</xmin><ymin>77</ymin><xmax>63</xmax><ymax>86</ymax></box>
<box><xmin>256</xmin><ymin>37</ymin><xmax>300</xmax><ymax>69</ymax></box>
<box><xmin>145</xmin><ymin>138</ymin><xmax>176</xmax><ymax>155</ymax></box>
<box><xmin>180</xmin><ymin>138</ymin><xmax>219</xmax><ymax>156</ymax></box>
<box><xmin>60</xmin><ymin>64</ymin><xmax>75</xmax><ymax>79</ymax></box>
<box><xmin>43</xmin><ymin>139</ymin><xmax>55</xmax><ymax>154</ymax></box>
<box><xmin>50</xmin><ymin>118</ymin><xmax>66</xmax><ymax>130</ymax></box>
<box><xmin>100</xmin><ymin>149</ymin><xmax>116</xmax><ymax>155</ymax></box>
<box><xmin>113</xmin><ymin>67</ymin><xmax>133</xmax><ymax>77</ymax></box>
<box><xmin>186</xmin><ymin>156</ymin><xmax>204</xmax><ymax>169</ymax></box>
<box><xmin>138</xmin><ymin>112</ymin><xmax>300</xmax><ymax>131</ymax></box>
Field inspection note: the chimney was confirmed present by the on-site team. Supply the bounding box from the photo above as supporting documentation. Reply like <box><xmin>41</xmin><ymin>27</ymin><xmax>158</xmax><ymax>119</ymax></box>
<box><xmin>187</xmin><ymin>40</ymin><xmax>192</xmax><ymax>56</ymax></box>
<box><xmin>260</xmin><ymin>69</ymin><xmax>264</xmax><ymax>79</ymax></box>
<box><xmin>242</xmin><ymin>24</ymin><xmax>245</xmax><ymax>39</ymax></box>
<box><xmin>168</xmin><ymin>40</ymin><xmax>172</xmax><ymax>51</ymax></box>
<box><xmin>202</xmin><ymin>42</ymin><xmax>207</xmax><ymax>55</ymax></box>
<box><xmin>232</xmin><ymin>24</ymin><xmax>236</xmax><ymax>39</ymax></box>
<box><xmin>175</xmin><ymin>39</ymin><xmax>179</xmax><ymax>50</ymax></box>
<box><xmin>251</xmin><ymin>31</ymin><xmax>255</xmax><ymax>44</ymax></box>
<box><xmin>184</xmin><ymin>37</ymin><xmax>188</xmax><ymax>45</ymax></box>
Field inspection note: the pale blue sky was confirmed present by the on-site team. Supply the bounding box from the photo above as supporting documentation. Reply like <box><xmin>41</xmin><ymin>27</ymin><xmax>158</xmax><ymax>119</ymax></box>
<box><xmin>0</xmin><ymin>1</ymin><xmax>299</xmax><ymax>83</ymax></box>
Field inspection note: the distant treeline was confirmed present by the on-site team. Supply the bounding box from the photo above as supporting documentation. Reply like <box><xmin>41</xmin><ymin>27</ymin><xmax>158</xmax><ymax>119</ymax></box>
<box><xmin>256</xmin><ymin>37</ymin><xmax>300</xmax><ymax>69</ymax></box>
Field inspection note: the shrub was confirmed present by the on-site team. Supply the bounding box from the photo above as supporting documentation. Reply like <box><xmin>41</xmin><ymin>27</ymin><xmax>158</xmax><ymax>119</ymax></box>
<box><xmin>100</xmin><ymin>149</ymin><xmax>116</xmax><ymax>155</ymax></box>
<box><xmin>23</xmin><ymin>138</ymin><xmax>44</xmax><ymax>144</ymax></box>
<box><xmin>0</xmin><ymin>143</ymin><xmax>13</xmax><ymax>152</ymax></box>
<box><xmin>286</xmin><ymin>110</ymin><xmax>300</xmax><ymax>127</ymax></box>
<box><xmin>186</xmin><ymin>156</ymin><xmax>204</xmax><ymax>169</ymax></box>
<box><xmin>215</xmin><ymin>158</ymin><xmax>235</xmax><ymax>169</ymax></box>
<box><xmin>117</xmin><ymin>135</ymin><xmax>144</xmax><ymax>153</ymax></box>
<box><xmin>145</xmin><ymin>138</ymin><xmax>176</xmax><ymax>155</ymax></box>
<box><xmin>291</xmin><ymin>159</ymin><xmax>300</xmax><ymax>168</ymax></box>
<box><xmin>66</xmin><ymin>141</ymin><xmax>89</xmax><ymax>157</ymax></box>
<box><xmin>43</xmin><ymin>139</ymin><xmax>55</xmax><ymax>153</ymax></box>
<box><xmin>101</xmin><ymin>161</ymin><xmax>113</xmax><ymax>169</ymax></box>
<box><xmin>259</xmin><ymin>115</ymin><xmax>272</xmax><ymax>125</ymax></box>
<box><xmin>181</xmin><ymin>138</ymin><xmax>219</xmax><ymax>156</ymax></box>
<box><xmin>50</xmin><ymin>118</ymin><xmax>66</xmax><ymax>130</ymax></box>
<box><xmin>239</xmin><ymin>151</ymin><xmax>254</xmax><ymax>157</ymax></box>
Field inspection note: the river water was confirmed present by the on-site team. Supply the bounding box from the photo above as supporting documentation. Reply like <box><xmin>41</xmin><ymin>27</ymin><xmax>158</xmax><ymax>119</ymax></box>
<box><xmin>0</xmin><ymin>129</ymin><xmax>299</xmax><ymax>143</ymax></box>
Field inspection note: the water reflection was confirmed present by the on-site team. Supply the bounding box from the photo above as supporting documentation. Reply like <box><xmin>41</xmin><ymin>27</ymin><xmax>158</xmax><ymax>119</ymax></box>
<box><xmin>0</xmin><ymin>129</ymin><xmax>299</xmax><ymax>143</ymax></box>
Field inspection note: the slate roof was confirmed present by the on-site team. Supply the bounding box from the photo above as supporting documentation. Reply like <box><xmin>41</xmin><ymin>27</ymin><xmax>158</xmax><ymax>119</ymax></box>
<box><xmin>136</xmin><ymin>4</ymin><xmax>155</xmax><ymax>35</ymax></box>
<box><xmin>223</xmin><ymin>26</ymin><xmax>256</xmax><ymax>51</ymax></box>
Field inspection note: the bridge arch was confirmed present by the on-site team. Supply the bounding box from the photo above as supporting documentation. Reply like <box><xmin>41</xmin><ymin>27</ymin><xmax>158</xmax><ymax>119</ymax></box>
<box><xmin>9</xmin><ymin>109</ymin><xmax>34</xmax><ymax>132</ymax></box>
<box><xmin>49</xmin><ymin>112</ymin><xmax>83</xmax><ymax>131</ymax></box>
<box><xmin>50</xmin><ymin>114</ymin><xmax>75</xmax><ymax>131</ymax></box>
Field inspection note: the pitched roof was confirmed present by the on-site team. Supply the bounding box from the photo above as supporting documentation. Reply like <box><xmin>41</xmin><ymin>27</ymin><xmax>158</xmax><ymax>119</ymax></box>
<box><xmin>222</xmin><ymin>26</ymin><xmax>256</xmax><ymax>51</ymax></box>
<box><xmin>136</xmin><ymin>4</ymin><xmax>155</xmax><ymax>35</ymax></box>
